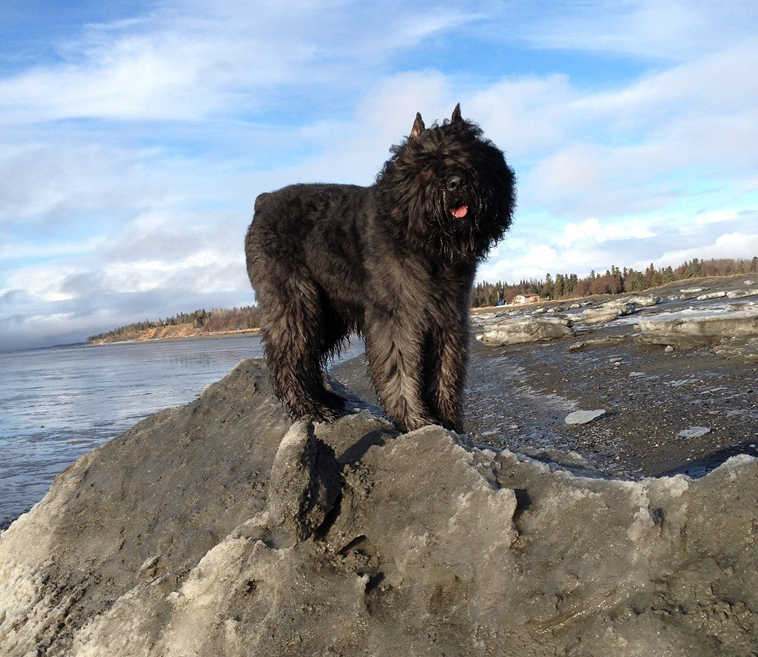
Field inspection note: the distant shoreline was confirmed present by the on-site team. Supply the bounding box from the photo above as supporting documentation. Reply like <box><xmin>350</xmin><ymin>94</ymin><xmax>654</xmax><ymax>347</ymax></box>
<box><xmin>87</xmin><ymin>271</ymin><xmax>756</xmax><ymax>346</ymax></box>
<box><xmin>88</xmin><ymin>326</ymin><xmax>262</xmax><ymax>346</ymax></box>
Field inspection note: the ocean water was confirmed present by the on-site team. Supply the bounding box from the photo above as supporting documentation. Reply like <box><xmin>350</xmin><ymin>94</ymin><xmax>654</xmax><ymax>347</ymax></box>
<box><xmin>0</xmin><ymin>336</ymin><xmax>363</xmax><ymax>527</ymax></box>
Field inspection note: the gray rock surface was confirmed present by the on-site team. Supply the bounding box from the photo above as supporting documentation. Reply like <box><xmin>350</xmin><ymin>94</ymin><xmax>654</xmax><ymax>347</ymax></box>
<box><xmin>696</xmin><ymin>291</ymin><xmax>727</xmax><ymax>300</ymax></box>
<box><xmin>477</xmin><ymin>316</ymin><xmax>574</xmax><ymax>345</ymax></box>
<box><xmin>565</xmin><ymin>409</ymin><xmax>607</xmax><ymax>425</ymax></box>
<box><xmin>469</xmin><ymin>277</ymin><xmax>754</xmax><ymax>348</ymax></box>
<box><xmin>727</xmin><ymin>288</ymin><xmax>758</xmax><ymax>299</ymax></box>
<box><xmin>267</xmin><ymin>420</ymin><xmax>342</xmax><ymax>541</ymax></box>
<box><xmin>680</xmin><ymin>287</ymin><xmax>706</xmax><ymax>300</ymax></box>
<box><xmin>2</xmin><ymin>359</ymin><xmax>758</xmax><ymax>656</ymax></box>
<box><xmin>577</xmin><ymin>296</ymin><xmax>658</xmax><ymax>325</ymax></box>
<box><xmin>622</xmin><ymin>294</ymin><xmax>661</xmax><ymax>307</ymax></box>
<box><xmin>638</xmin><ymin>310</ymin><xmax>758</xmax><ymax>347</ymax></box>
<box><xmin>679</xmin><ymin>426</ymin><xmax>711</xmax><ymax>438</ymax></box>
<box><xmin>578</xmin><ymin>304</ymin><xmax>629</xmax><ymax>324</ymax></box>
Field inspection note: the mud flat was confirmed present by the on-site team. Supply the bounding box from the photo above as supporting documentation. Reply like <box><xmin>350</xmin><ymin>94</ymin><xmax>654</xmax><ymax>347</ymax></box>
<box><xmin>2</xmin><ymin>359</ymin><xmax>757</xmax><ymax>656</ymax></box>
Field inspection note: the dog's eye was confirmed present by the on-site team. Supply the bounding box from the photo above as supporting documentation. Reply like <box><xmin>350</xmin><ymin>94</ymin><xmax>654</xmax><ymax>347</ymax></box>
<box><xmin>446</xmin><ymin>176</ymin><xmax>461</xmax><ymax>192</ymax></box>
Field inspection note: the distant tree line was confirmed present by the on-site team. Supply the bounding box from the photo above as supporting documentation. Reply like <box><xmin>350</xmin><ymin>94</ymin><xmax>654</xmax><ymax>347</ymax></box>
<box><xmin>90</xmin><ymin>257</ymin><xmax>758</xmax><ymax>340</ymax></box>
<box><xmin>88</xmin><ymin>306</ymin><xmax>262</xmax><ymax>342</ymax></box>
<box><xmin>471</xmin><ymin>257</ymin><xmax>758</xmax><ymax>307</ymax></box>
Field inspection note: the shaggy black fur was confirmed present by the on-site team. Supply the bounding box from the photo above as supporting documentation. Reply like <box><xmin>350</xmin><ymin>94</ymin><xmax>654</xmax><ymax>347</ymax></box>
<box><xmin>245</xmin><ymin>105</ymin><xmax>515</xmax><ymax>432</ymax></box>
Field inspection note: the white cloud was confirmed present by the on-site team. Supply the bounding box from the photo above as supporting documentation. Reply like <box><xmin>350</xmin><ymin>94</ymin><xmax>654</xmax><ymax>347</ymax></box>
<box><xmin>0</xmin><ymin>237</ymin><xmax>106</xmax><ymax>261</ymax></box>
<box><xmin>562</xmin><ymin>218</ymin><xmax>657</xmax><ymax>246</ymax></box>
<box><xmin>519</xmin><ymin>1</ymin><xmax>757</xmax><ymax>61</ymax></box>
<box><xmin>468</xmin><ymin>74</ymin><xmax>574</xmax><ymax>157</ymax></box>
<box><xmin>655</xmin><ymin>232</ymin><xmax>758</xmax><ymax>269</ymax></box>
<box><xmin>478</xmin><ymin>243</ymin><xmax>560</xmax><ymax>282</ymax></box>
<box><xmin>101</xmin><ymin>250</ymin><xmax>246</xmax><ymax>295</ymax></box>
<box><xmin>693</xmin><ymin>209</ymin><xmax>741</xmax><ymax>226</ymax></box>
<box><xmin>740</xmin><ymin>175</ymin><xmax>758</xmax><ymax>193</ymax></box>
<box><xmin>0</xmin><ymin>142</ymin><xmax>169</xmax><ymax>223</ymax></box>
<box><xmin>7</xmin><ymin>263</ymin><xmax>83</xmax><ymax>302</ymax></box>
<box><xmin>568</xmin><ymin>41</ymin><xmax>758</xmax><ymax>122</ymax></box>
<box><xmin>0</xmin><ymin>2</ymin><xmax>476</xmax><ymax>125</ymax></box>
<box><xmin>478</xmin><ymin>208</ymin><xmax>758</xmax><ymax>285</ymax></box>
<box><xmin>2</xmin><ymin>1</ymin><xmax>758</xmax><ymax>349</ymax></box>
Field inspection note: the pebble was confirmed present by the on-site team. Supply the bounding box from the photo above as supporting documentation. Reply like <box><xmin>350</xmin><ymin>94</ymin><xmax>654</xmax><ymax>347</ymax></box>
<box><xmin>565</xmin><ymin>409</ymin><xmax>606</xmax><ymax>425</ymax></box>
<box><xmin>678</xmin><ymin>426</ymin><xmax>711</xmax><ymax>438</ymax></box>
<box><xmin>664</xmin><ymin>345</ymin><xmax>674</xmax><ymax>353</ymax></box>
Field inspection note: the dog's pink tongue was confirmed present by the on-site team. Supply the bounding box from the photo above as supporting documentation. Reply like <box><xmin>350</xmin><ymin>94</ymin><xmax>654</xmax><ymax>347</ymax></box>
<box><xmin>451</xmin><ymin>205</ymin><xmax>468</xmax><ymax>218</ymax></box>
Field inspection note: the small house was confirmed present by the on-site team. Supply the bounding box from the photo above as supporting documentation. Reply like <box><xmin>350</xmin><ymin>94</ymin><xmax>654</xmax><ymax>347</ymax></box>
<box><xmin>512</xmin><ymin>294</ymin><xmax>540</xmax><ymax>305</ymax></box>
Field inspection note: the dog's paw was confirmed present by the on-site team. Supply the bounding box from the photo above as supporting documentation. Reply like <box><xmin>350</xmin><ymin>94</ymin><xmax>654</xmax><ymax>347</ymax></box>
<box><xmin>311</xmin><ymin>396</ymin><xmax>347</xmax><ymax>423</ymax></box>
<box><xmin>399</xmin><ymin>415</ymin><xmax>441</xmax><ymax>433</ymax></box>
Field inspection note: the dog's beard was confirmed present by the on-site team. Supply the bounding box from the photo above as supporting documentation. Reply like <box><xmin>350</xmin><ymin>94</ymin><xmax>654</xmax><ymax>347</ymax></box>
<box><xmin>422</xmin><ymin>187</ymin><xmax>485</xmax><ymax>261</ymax></box>
<box><xmin>442</xmin><ymin>188</ymin><xmax>471</xmax><ymax>222</ymax></box>
<box><xmin>440</xmin><ymin>186</ymin><xmax>485</xmax><ymax>229</ymax></box>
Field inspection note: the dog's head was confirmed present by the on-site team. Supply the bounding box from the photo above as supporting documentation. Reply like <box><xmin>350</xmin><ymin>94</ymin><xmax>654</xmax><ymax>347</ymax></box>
<box><xmin>377</xmin><ymin>104</ymin><xmax>516</xmax><ymax>262</ymax></box>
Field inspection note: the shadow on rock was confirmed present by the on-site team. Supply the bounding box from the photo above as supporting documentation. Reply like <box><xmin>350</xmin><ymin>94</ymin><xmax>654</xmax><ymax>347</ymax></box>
<box><xmin>659</xmin><ymin>439</ymin><xmax>758</xmax><ymax>479</ymax></box>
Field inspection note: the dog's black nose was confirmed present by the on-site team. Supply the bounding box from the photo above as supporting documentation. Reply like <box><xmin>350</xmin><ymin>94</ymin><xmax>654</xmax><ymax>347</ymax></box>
<box><xmin>447</xmin><ymin>176</ymin><xmax>461</xmax><ymax>192</ymax></box>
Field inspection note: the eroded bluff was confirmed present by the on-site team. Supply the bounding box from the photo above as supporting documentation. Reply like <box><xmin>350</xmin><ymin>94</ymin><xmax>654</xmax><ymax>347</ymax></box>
<box><xmin>1</xmin><ymin>359</ymin><xmax>757</xmax><ymax>656</ymax></box>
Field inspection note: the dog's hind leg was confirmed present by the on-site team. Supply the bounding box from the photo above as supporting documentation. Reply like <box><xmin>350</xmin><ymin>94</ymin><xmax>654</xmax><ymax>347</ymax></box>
<box><xmin>257</xmin><ymin>273</ymin><xmax>344</xmax><ymax>422</ymax></box>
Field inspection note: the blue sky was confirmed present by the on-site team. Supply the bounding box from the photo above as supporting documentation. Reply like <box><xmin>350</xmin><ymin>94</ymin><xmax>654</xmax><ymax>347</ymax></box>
<box><xmin>1</xmin><ymin>1</ymin><xmax>757</xmax><ymax>350</ymax></box>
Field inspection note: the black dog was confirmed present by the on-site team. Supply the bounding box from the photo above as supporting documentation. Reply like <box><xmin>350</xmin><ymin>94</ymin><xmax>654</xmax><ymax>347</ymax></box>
<box><xmin>245</xmin><ymin>105</ymin><xmax>515</xmax><ymax>432</ymax></box>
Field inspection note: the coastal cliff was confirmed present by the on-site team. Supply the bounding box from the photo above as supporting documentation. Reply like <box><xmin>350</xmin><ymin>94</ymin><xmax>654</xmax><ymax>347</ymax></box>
<box><xmin>88</xmin><ymin>322</ymin><xmax>260</xmax><ymax>344</ymax></box>
<box><xmin>1</xmin><ymin>359</ymin><xmax>757</xmax><ymax>656</ymax></box>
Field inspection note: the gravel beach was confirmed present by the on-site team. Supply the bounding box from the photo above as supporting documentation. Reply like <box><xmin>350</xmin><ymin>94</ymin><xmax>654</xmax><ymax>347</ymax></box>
<box><xmin>332</xmin><ymin>274</ymin><xmax>758</xmax><ymax>479</ymax></box>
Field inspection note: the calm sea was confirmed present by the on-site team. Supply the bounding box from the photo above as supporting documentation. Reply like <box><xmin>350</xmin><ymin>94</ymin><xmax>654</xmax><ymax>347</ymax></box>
<box><xmin>0</xmin><ymin>335</ymin><xmax>363</xmax><ymax>527</ymax></box>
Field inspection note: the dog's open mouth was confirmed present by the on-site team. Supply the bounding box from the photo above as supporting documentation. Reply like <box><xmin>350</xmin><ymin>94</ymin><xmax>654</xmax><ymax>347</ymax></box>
<box><xmin>450</xmin><ymin>205</ymin><xmax>468</xmax><ymax>219</ymax></box>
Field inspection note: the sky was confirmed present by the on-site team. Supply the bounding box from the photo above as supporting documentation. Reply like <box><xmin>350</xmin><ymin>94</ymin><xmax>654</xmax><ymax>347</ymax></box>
<box><xmin>1</xmin><ymin>1</ymin><xmax>757</xmax><ymax>351</ymax></box>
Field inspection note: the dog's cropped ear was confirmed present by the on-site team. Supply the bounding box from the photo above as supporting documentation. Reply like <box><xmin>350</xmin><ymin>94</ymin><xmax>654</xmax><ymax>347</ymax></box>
<box><xmin>410</xmin><ymin>112</ymin><xmax>426</xmax><ymax>139</ymax></box>
<box><xmin>451</xmin><ymin>103</ymin><xmax>462</xmax><ymax>123</ymax></box>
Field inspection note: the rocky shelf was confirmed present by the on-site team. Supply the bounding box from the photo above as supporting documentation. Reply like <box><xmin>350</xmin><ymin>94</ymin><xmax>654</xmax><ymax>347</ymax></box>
<box><xmin>1</xmin><ymin>359</ymin><xmax>757</xmax><ymax>656</ymax></box>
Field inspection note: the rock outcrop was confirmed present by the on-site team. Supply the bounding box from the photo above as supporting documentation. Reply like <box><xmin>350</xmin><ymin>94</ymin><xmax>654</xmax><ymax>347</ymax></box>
<box><xmin>727</xmin><ymin>287</ymin><xmax>758</xmax><ymax>299</ymax></box>
<box><xmin>476</xmin><ymin>317</ymin><xmax>574</xmax><ymax>345</ymax></box>
<box><xmin>2</xmin><ymin>359</ymin><xmax>758</xmax><ymax>656</ymax></box>
<box><xmin>696</xmin><ymin>291</ymin><xmax>727</xmax><ymax>301</ymax></box>
<box><xmin>638</xmin><ymin>309</ymin><xmax>758</xmax><ymax>348</ymax></box>
<box><xmin>577</xmin><ymin>295</ymin><xmax>660</xmax><ymax>325</ymax></box>
<box><xmin>680</xmin><ymin>287</ymin><xmax>706</xmax><ymax>300</ymax></box>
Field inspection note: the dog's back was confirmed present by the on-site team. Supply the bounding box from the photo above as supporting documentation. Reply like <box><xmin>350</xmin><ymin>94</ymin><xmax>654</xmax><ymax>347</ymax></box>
<box><xmin>248</xmin><ymin>183</ymin><xmax>365</xmax><ymax>247</ymax></box>
<box><xmin>246</xmin><ymin>183</ymin><xmax>372</xmax><ymax>310</ymax></box>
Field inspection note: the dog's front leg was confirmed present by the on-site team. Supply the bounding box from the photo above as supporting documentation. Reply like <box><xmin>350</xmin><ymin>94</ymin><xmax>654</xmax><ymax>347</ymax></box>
<box><xmin>428</xmin><ymin>318</ymin><xmax>468</xmax><ymax>433</ymax></box>
<box><xmin>364</xmin><ymin>312</ymin><xmax>438</xmax><ymax>433</ymax></box>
